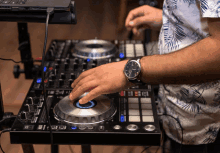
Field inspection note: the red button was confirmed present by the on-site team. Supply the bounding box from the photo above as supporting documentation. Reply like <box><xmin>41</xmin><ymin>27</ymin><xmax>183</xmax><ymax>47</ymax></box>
<box><xmin>49</xmin><ymin>67</ymin><xmax>53</xmax><ymax>70</ymax></box>
<box><xmin>44</xmin><ymin>80</ymin><xmax>48</xmax><ymax>83</ymax></box>
<box><xmin>120</xmin><ymin>91</ymin><xmax>124</xmax><ymax>96</ymax></box>
<box><xmin>135</xmin><ymin>91</ymin><xmax>138</xmax><ymax>96</ymax></box>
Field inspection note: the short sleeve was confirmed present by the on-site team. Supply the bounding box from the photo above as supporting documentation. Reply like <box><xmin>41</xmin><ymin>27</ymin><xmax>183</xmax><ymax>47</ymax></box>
<box><xmin>199</xmin><ymin>0</ymin><xmax>220</xmax><ymax>17</ymax></box>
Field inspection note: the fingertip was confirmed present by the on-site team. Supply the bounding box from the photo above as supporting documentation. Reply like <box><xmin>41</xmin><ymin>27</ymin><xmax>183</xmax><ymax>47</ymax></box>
<box><xmin>69</xmin><ymin>93</ymin><xmax>73</xmax><ymax>100</ymax></box>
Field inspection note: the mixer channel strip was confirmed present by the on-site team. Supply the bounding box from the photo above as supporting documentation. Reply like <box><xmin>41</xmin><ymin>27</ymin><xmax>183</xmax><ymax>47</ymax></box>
<box><xmin>38</xmin><ymin>95</ymin><xmax>54</xmax><ymax>123</ymax></box>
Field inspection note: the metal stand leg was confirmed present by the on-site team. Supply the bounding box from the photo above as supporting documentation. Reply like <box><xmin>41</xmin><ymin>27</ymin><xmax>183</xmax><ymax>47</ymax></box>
<box><xmin>22</xmin><ymin>144</ymin><xmax>35</xmax><ymax>153</ymax></box>
<box><xmin>81</xmin><ymin>145</ymin><xmax>91</xmax><ymax>153</ymax></box>
<box><xmin>52</xmin><ymin>145</ymin><xmax>59</xmax><ymax>153</ymax></box>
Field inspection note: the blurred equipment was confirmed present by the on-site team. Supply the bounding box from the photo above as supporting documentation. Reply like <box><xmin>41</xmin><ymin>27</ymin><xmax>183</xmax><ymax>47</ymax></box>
<box><xmin>0</xmin><ymin>0</ymin><xmax>70</xmax><ymax>12</ymax></box>
<box><xmin>10</xmin><ymin>39</ymin><xmax>161</xmax><ymax>150</ymax></box>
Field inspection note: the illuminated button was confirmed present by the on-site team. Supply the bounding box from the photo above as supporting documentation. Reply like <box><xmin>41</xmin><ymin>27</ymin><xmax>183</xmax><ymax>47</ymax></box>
<box><xmin>120</xmin><ymin>91</ymin><xmax>124</xmax><ymax>96</ymax></box>
<box><xmin>128</xmin><ymin>104</ymin><xmax>139</xmax><ymax>109</ymax></box>
<box><xmin>120</xmin><ymin>115</ymin><xmax>125</xmax><ymax>122</ymax></box>
<box><xmin>71</xmin><ymin>126</ymin><xmax>77</xmax><ymax>130</ymax></box>
<box><xmin>142</xmin><ymin>116</ymin><xmax>154</xmax><ymax>122</ymax></box>
<box><xmin>142</xmin><ymin>110</ymin><xmax>153</xmax><ymax>115</ymax></box>
<box><xmin>141</xmin><ymin>104</ymin><xmax>152</xmax><ymax>109</ymax></box>
<box><xmin>128</xmin><ymin>98</ymin><xmax>139</xmax><ymax>103</ymax></box>
<box><xmin>119</xmin><ymin>53</ymin><xmax>124</xmax><ymax>59</ymax></box>
<box><xmin>135</xmin><ymin>44</ymin><xmax>144</xmax><ymax>56</ymax></box>
<box><xmin>144</xmin><ymin>124</ymin><xmax>156</xmax><ymax>131</ymax></box>
<box><xmin>135</xmin><ymin>91</ymin><xmax>138</xmax><ymax>96</ymax></box>
<box><xmin>87</xmin><ymin>58</ymin><xmax>90</xmax><ymax>62</ymax></box>
<box><xmin>129</xmin><ymin>109</ymin><xmax>139</xmax><ymax>116</ymax></box>
<box><xmin>37</xmin><ymin>78</ymin><xmax>42</xmax><ymax>83</ymax></box>
<box><xmin>49</xmin><ymin>67</ymin><xmax>53</xmax><ymax>70</ymax></box>
<box><xmin>76</xmin><ymin>100</ymin><xmax>95</xmax><ymax>109</ymax></box>
<box><xmin>129</xmin><ymin>116</ymin><xmax>140</xmax><ymax>122</ymax></box>
<box><xmin>44</xmin><ymin>67</ymin><xmax>47</xmax><ymax>72</ymax></box>
<box><xmin>141</xmin><ymin>98</ymin><xmax>151</xmax><ymax>103</ymax></box>
<box><xmin>126</xmin><ymin>124</ymin><xmax>138</xmax><ymax>131</ymax></box>
<box><xmin>113</xmin><ymin>125</ymin><xmax>122</xmax><ymax>130</ymax></box>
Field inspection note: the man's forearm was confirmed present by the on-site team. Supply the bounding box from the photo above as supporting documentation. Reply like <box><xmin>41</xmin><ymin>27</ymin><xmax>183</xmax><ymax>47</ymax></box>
<box><xmin>140</xmin><ymin>36</ymin><xmax>220</xmax><ymax>84</ymax></box>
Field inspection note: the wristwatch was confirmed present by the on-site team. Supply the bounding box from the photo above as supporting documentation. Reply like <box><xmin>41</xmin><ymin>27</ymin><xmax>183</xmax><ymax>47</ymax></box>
<box><xmin>123</xmin><ymin>56</ymin><xmax>145</xmax><ymax>85</ymax></box>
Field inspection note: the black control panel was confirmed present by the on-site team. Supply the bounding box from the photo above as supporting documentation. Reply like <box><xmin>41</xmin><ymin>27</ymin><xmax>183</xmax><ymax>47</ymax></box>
<box><xmin>10</xmin><ymin>39</ymin><xmax>161</xmax><ymax>146</ymax></box>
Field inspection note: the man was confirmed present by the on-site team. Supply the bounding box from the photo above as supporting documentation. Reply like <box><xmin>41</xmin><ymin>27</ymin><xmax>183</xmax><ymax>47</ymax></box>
<box><xmin>69</xmin><ymin>0</ymin><xmax>220</xmax><ymax>152</ymax></box>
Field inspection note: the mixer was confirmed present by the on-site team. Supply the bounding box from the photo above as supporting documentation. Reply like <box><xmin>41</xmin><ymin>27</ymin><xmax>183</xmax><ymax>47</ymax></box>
<box><xmin>10</xmin><ymin>39</ymin><xmax>161</xmax><ymax>146</ymax></box>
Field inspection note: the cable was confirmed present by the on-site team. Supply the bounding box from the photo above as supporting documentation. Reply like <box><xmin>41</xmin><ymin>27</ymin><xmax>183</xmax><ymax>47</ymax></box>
<box><xmin>0</xmin><ymin>116</ymin><xmax>16</xmax><ymax>125</ymax></box>
<box><xmin>0</xmin><ymin>128</ymin><xmax>11</xmax><ymax>153</ymax></box>
<box><xmin>0</xmin><ymin>58</ymin><xmax>22</xmax><ymax>63</ymax></box>
<box><xmin>42</xmin><ymin>8</ymin><xmax>54</xmax><ymax>153</ymax></box>
<box><xmin>140</xmin><ymin>146</ymin><xmax>151</xmax><ymax>153</ymax></box>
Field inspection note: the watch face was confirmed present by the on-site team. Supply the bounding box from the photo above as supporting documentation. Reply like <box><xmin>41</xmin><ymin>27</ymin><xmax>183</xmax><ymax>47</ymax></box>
<box><xmin>124</xmin><ymin>61</ymin><xmax>141</xmax><ymax>79</ymax></box>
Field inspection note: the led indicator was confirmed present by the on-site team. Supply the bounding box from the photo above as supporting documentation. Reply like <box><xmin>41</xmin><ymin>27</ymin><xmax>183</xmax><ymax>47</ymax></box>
<box><xmin>87</xmin><ymin>58</ymin><xmax>90</xmax><ymax>62</ymax></box>
<box><xmin>119</xmin><ymin>53</ymin><xmax>124</xmax><ymax>59</ymax></box>
<box><xmin>120</xmin><ymin>115</ymin><xmax>124</xmax><ymax>122</ymax></box>
<box><xmin>37</xmin><ymin>78</ymin><xmax>42</xmax><ymax>83</ymax></box>
<box><xmin>71</xmin><ymin>126</ymin><xmax>77</xmax><ymax>130</ymax></box>
<box><xmin>44</xmin><ymin>67</ymin><xmax>47</xmax><ymax>72</ymax></box>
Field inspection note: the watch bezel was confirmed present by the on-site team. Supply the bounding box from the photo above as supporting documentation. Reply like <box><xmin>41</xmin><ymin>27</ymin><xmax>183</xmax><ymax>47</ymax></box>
<box><xmin>123</xmin><ymin>59</ymin><xmax>141</xmax><ymax>80</ymax></box>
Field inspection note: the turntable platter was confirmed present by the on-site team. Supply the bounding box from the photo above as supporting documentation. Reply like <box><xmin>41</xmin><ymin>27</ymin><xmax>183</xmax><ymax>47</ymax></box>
<box><xmin>53</xmin><ymin>93</ymin><xmax>116</xmax><ymax>125</ymax></box>
<box><xmin>71</xmin><ymin>39</ymin><xmax>117</xmax><ymax>59</ymax></box>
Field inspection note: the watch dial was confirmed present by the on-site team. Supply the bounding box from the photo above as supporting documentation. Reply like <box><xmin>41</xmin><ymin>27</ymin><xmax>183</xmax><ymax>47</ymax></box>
<box><xmin>125</xmin><ymin>61</ymin><xmax>141</xmax><ymax>78</ymax></box>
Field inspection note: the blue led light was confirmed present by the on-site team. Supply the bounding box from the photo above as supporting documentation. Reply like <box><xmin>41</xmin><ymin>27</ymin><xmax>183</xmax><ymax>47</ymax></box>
<box><xmin>120</xmin><ymin>115</ymin><xmax>124</xmax><ymax>122</ymax></box>
<box><xmin>76</xmin><ymin>101</ymin><xmax>95</xmax><ymax>109</ymax></box>
<box><xmin>87</xmin><ymin>58</ymin><xmax>90</xmax><ymax>62</ymax></box>
<box><xmin>36</xmin><ymin>78</ymin><xmax>42</xmax><ymax>83</ymax></box>
<box><xmin>44</xmin><ymin>66</ymin><xmax>47</xmax><ymax>72</ymax></box>
<box><xmin>119</xmin><ymin>53</ymin><xmax>124</xmax><ymax>59</ymax></box>
<box><xmin>71</xmin><ymin>126</ymin><xmax>77</xmax><ymax>130</ymax></box>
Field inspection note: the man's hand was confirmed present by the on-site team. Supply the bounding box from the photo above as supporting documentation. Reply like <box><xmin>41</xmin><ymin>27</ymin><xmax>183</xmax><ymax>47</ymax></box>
<box><xmin>125</xmin><ymin>5</ymin><xmax>163</xmax><ymax>35</ymax></box>
<box><xmin>69</xmin><ymin>60</ymin><xmax>135</xmax><ymax>104</ymax></box>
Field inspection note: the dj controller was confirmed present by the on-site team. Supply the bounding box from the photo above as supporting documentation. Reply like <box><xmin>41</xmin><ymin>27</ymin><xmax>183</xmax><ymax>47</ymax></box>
<box><xmin>10</xmin><ymin>39</ymin><xmax>161</xmax><ymax>146</ymax></box>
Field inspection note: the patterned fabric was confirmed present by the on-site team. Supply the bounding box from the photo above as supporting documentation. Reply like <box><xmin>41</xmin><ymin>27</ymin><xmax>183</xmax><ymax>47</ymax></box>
<box><xmin>157</xmin><ymin>0</ymin><xmax>220</xmax><ymax>145</ymax></box>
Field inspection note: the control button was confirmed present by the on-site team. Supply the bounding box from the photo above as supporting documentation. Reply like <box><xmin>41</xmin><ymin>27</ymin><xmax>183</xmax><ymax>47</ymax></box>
<box><xmin>36</xmin><ymin>78</ymin><xmax>42</xmax><ymax>83</ymax></box>
<box><xmin>129</xmin><ymin>116</ymin><xmax>140</xmax><ymax>122</ymax></box>
<box><xmin>120</xmin><ymin>115</ymin><xmax>125</xmax><ymax>122</ymax></box>
<box><xmin>87</xmin><ymin>125</ymin><xmax>94</xmax><ymax>130</ymax></box>
<box><xmin>128</xmin><ymin>98</ymin><xmax>139</xmax><ymax>104</ymax></box>
<box><xmin>48</xmin><ymin>79</ymin><xmax>54</xmax><ymax>86</ymax></box>
<box><xmin>50</xmin><ymin>74</ymin><xmax>56</xmax><ymax>80</ymax></box>
<box><xmin>27</xmin><ymin>97</ymin><xmax>33</xmax><ymax>105</ymax></box>
<box><xmin>142</xmin><ymin>116</ymin><xmax>154</xmax><ymax>122</ymax></box>
<box><xmin>126</xmin><ymin>124</ymin><xmax>138</xmax><ymax>131</ymax></box>
<box><xmin>64</xmin><ymin>62</ymin><xmax>69</xmax><ymax>70</ymax></box>
<box><xmin>120</xmin><ymin>91</ymin><xmax>124</xmax><ymax>96</ymax></box>
<box><xmin>113</xmin><ymin>125</ymin><xmax>121</xmax><ymax>130</ymax></box>
<box><xmin>144</xmin><ymin>125</ymin><xmax>155</xmax><ymax>131</ymax></box>
<box><xmin>20</xmin><ymin>111</ymin><xmax>27</xmax><ymax>119</ymax></box>
<box><xmin>129</xmin><ymin>109</ymin><xmax>139</xmax><ymax>116</ymax></box>
<box><xmin>58</xmin><ymin>79</ymin><xmax>64</xmax><ymax>87</ymax></box>
<box><xmin>142</xmin><ymin>110</ymin><xmax>153</xmax><ymax>115</ymax></box>
<box><xmin>99</xmin><ymin>125</ymin><xmax>104</xmax><ymax>131</ymax></box>
<box><xmin>50</xmin><ymin>125</ymin><xmax>58</xmax><ymax>130</ymax></box>
<box><xmin>59</xmin><ymin>125</ymin><xmax>66</xmax><ymax>130</ymax></box>
<box><xmin>31</xmin><ymin>116</ymin><xmax>38</xmax><ymax>123</ymax></box>
<box><xmin>33</xmin><ymin>98</ymin><xmax>40</xmax><ymax>105</ymax></box>
<box><xmin>82</xmin><ymin>63</ymin><xmax>87</xmax><ymax>69</ymax></box>
<box><xmin>70</xmin><ymin>73</ymin><xmax>75</xmax><ymax>79</ymax></box>
<box><xmin>142</xmin><ymin>91</ymin><xmax>149</xmax><ymax>97</ymax></box>
<box><xmin>54</xmin><ymin>63</ymin><xmax>59</xmax><ymax>69</ymax></box>
<box><xmin>60</xmin><ymin>73</ymin><xmax>65</xmax><ymax>79</ymax></box>
<box><xmin>68</xmin><ymin>79</ymin><xmax>73</xmax><ymax>87</ymax></box>
<box><xmin>141</xmin><ymin>104</ymin><xmax>152</xmax><ymax>109</ymax></box>
<box><xmin>140</xmin><ymin>98</ymin><xmax>151</xmax><ymax>103</ymax></box>
<box><xmin>128</xmin><ymin>104</ymin><xmax>139</xmax><ymax>109</ymax></box>
<box><xmin>2</xmin><ymin>0</ymin><xmax>11</xmax><ymax>4</ymax></box>
<box><xmin>23</xmin><ymin>125</ymin><xmax>34</xmax><ymax>130</ymax></box>
<box><xmin>79</xmin><ymin>126</ymin><xmax>86</xmax><ymax>130</ymax></box>
<box><xmin>10</xmin><ymin>0</ymin><xmax>18</xmax><ymax>4</ymax></box>
<box><xmin>71</xmin><ymin>126</ymin><xmax>77</xmax><ymax>130</ymax></box>
<box><xmin>73</xmin><ymin>63</ymin><xmax>78</xmax><ymax>69</ymax></box>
